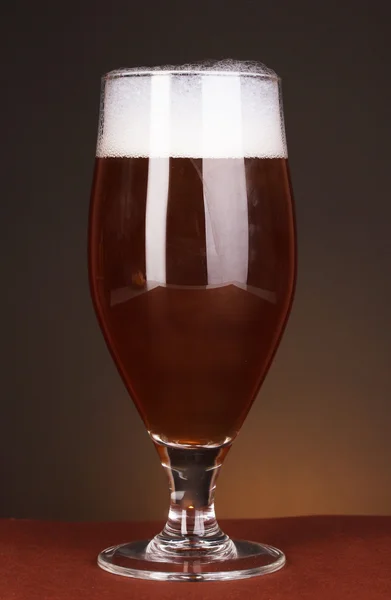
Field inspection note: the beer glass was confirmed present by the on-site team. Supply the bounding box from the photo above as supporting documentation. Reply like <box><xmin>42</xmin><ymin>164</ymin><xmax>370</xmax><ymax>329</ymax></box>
<box><xmin>88</xmin><ymin>60</ymin><xmax>296</xmax><ymax>581</ymax></box>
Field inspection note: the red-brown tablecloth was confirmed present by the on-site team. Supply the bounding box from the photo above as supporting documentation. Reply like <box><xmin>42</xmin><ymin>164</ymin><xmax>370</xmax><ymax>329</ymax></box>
<box><xmin>1</xmin><ymin>516</ymin><xmax>390</xmax><ymax>599</ymax></box>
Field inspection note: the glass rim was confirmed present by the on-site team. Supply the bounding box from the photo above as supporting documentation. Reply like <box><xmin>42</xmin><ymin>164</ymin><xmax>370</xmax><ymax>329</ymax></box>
<box><xmin>103</xmin><ymin>68</ymin><xmax>280</xmax><ymax>82</ymax></box>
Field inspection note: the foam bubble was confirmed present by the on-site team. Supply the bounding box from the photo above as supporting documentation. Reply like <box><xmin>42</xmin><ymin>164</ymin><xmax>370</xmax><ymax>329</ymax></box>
<box><xmin>97</xmin><ymin>60</ymin><xmax>287</xmax><ymax>159</ymax></box>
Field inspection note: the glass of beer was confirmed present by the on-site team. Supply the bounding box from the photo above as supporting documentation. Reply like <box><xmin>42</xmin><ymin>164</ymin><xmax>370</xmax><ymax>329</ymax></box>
<box><xmin>88</xmin><ymin>60</ymin><xmax>296</xmax><ymax>581</ymax></box>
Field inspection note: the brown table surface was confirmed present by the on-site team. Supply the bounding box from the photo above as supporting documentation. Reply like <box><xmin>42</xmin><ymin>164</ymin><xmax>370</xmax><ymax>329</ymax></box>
<box><xmin>1</xmin><ymin>516</ymin><xmax>391</xmax><ymax>599</ymax></box>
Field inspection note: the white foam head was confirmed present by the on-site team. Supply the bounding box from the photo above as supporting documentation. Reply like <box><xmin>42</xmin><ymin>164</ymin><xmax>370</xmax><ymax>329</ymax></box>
<box><xmin>97</xmin><ymin>60</ymin><xmax>287</xmax><ymax>159</ymax></box>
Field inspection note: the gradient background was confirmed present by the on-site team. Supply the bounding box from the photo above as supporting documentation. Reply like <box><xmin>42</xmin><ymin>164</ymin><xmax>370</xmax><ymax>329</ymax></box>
<box><xmin>1</xmin><ymin>0</ymin><xmax>390</xmax><ymax>521</ymax></box>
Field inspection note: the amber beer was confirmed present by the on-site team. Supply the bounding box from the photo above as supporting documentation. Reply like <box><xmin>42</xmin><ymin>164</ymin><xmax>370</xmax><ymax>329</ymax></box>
<box><xmin>88</xmin><ymin>67</ymin><xmax>296</xmax><ymax>447</ymax></box>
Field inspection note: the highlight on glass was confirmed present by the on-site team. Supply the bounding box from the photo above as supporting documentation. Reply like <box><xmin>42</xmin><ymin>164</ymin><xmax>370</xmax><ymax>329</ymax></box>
<box><xmin>88</xmin><ymin>59</ymin><xmax>296</xmax><ymax>582</ymax></box>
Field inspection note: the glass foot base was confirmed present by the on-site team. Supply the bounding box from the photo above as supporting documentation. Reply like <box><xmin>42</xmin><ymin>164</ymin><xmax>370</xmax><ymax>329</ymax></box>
<box><xmin>98</xmin><ymin>539</ymin><xmax>285</xmax><ymax>582</ymax></box>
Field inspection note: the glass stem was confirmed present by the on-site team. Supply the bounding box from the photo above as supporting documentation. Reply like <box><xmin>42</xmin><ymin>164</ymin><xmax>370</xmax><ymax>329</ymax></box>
<box><xmin>150</xmin><ymin>443</ymin><xmax>233</xmax><ymax>556</ymax></box>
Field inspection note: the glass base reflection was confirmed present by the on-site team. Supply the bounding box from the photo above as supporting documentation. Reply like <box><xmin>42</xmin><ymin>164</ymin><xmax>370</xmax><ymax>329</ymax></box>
<box><xmin>98</xmin><ymin>538</ymin><xmax>285</xmax><ymax>582</ymax></box>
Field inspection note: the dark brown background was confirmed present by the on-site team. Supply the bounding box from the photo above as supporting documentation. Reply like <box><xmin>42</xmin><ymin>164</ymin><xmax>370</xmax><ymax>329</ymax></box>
<box><xmin>1</xmin><ymin>0</ymin><xmax>390</xmax><ymax>521</ymax></box>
